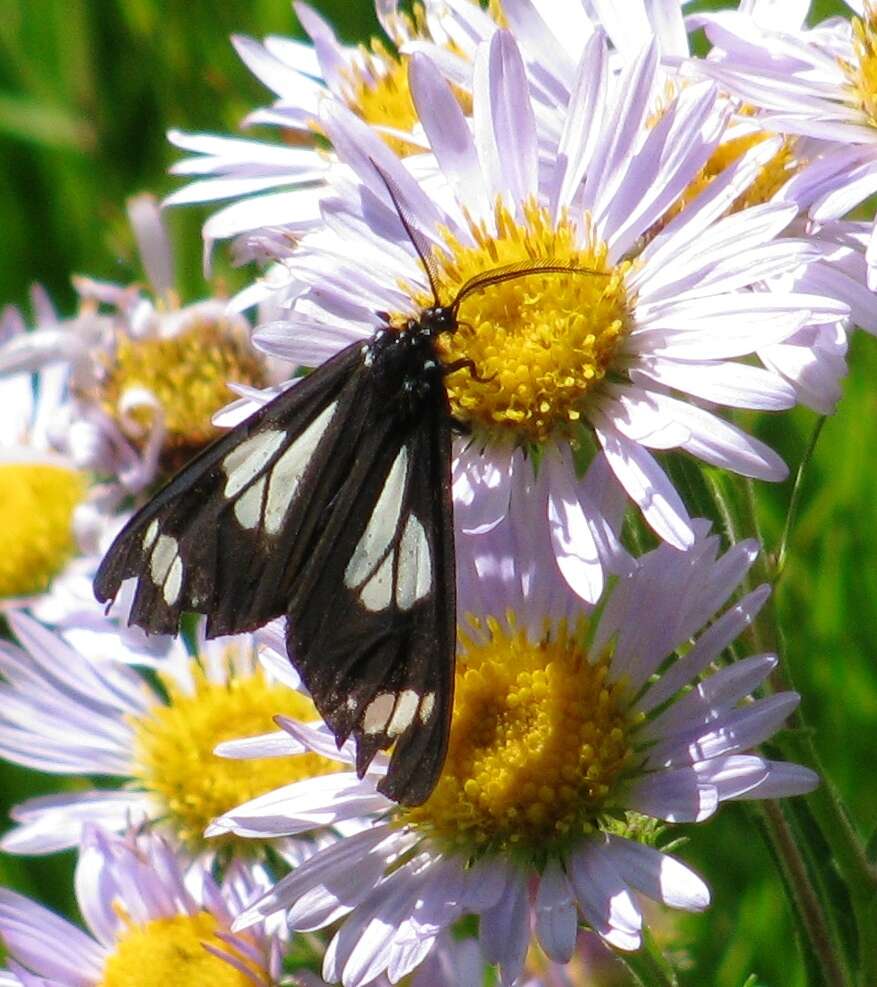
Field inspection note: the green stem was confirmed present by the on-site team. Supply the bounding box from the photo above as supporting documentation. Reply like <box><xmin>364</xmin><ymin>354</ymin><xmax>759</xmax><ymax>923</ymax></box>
<box><xmin>703</xmin><ymin>469</ymin><xmax>745</xmax><ymax>548</ymax></box>
<box><xmin>736</xmin><ymin>443</ymin><xmax>877</xmax><ymax>958</ymax></box>
<box><xmin>780</xmin><ymin>729</ymin><xmax>877</xmax><ymax>962</ymax></box>
<box><xmin>758</xmin><ymin>800</ymin><xmax>849</xmax><ymax>987</ymax></box>
<box><xmin>776</xmin><ymin>416</ymin><xmax>827</xmax><ymax>579</ymax></box>
<box><xmin>701</xmin><ymin>466</ymin><xmax>868</xmax><ymax>984</ymax></box>
<box><xmin>617</xmin><ymin>932</ymin><xmax>679</xmax><ymax>987</ymax></box>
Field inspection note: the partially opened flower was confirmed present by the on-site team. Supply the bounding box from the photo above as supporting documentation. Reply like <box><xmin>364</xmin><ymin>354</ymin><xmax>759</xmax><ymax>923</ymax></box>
<box><xmin>247</xmin><ymin>30</ymin><xmax>847</xmax><ymax>601</ymax></box>
<box><xmin>0</xmin><ymin>195</ymin><xmax>268</xmax><ymax>493</ymax></box>
<box><xmin>212</xmin><ymin>468</ymin><xmax>817</xmax><ymax>987</ymax></box>
<box><xmin>166</xmin><ymin>0</ymin><xmax>472</xmax><ymax>255</ymax></box>
<box><xmin>689</xmin><ymin>1</ymin><xmax>877</xmax><ymax>287</ymax></box>
<box><xmin>0</xmin><ymin>825</ymin><xmax>283</xmax><ymax>987</ymax></box>
<box><xmin>0</xmin><ymin>613</ymin><xmax>341</xmax><ymax>858</ymax></box>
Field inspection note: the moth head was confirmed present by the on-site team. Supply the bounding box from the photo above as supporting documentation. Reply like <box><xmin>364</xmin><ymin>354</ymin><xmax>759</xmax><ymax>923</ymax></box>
<box><xmin>421</xmin><ymin>306</ymin><xmax>457</xmax><ymax>337</ymax></box>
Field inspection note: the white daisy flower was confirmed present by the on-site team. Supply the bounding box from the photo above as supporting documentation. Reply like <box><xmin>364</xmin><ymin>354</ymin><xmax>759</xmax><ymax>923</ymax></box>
<box><xmin>212</xmin><ymin>474</ymin><xmax>817</xmax><ymax>987</ymax></box>
<box><xmin>247</xmin><ymin>30</ymin><xmax>847</xmax><ymax>601</ymax></box>
<box><xmin>688</xmin><ymin>1</ymin><xmax>877</xmax><ymax>287</ymax></box>
<box><xmin>0</xmin><ymin>613</ymin><xmax>341</xmax><ymax>857</ymax></box>
<box><xmin>411</xmin><ymin>0</ymin><xmax>854</xmax><ymax>418</ymax></box>
<box><xmin>0</xmin><ymin>195</ymin><xmax>268</xmax><ymax>493</ymax></box>
<box><xmin>0</xmin><ymin>825</ymin><xmax>283</xmax><ymax>987</ymax></box>
<box><xmin>165</xmin><ymin>1</ymin><xmax>694</xmax><ymax>258</ymax></box>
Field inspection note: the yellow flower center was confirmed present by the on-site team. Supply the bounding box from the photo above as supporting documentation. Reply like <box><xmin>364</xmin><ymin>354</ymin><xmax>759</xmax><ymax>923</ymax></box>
<box><xmin>425</xmin><ymin>201</ymin><xmax>631</xmax><ymax>445</ymax></box>
<box><xmin>131</xmin><ymin>659</ymin><xmax>340</xmax><ymax>850</ymax></box>
<box><xmin>97</xmin><ymin>317</ymin><xmax>266</xmax><ymax>474</ymax></box>
<box><xmin>845</xmin><ymin>6</ymin><xmax>877</xmax><ymax>126</ymax></box>
<box><xmin>334</xmin><ymin>4</ymin><xmax>471</xmax><ymax>157</ymax></box>
<box><xmin>404</xmin><ymin>614</ymin><xmax>635</xmax><ymax>855</ymax></box>
<box><xmin>339</xmin><ymin>43</ymin><xmax>423</xmax><ymax>157</ymax></box>
<box><xmin>99</xmin><ymin>911</ymin><xmax>261</xmax><ymax>987</ymax></box>
<box><xmin>0</xmin><ymin>463</ymin><xmax>85</xmax><ymax>598</ymax></box>
<box><xmin>655</xmin><ymin>130</ymin><xmax>800</xmax><ymax>235</ymax></box>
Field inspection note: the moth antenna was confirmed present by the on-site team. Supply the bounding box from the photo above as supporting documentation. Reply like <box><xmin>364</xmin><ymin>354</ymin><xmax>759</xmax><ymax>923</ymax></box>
<box><xmin>369</xmin><ymin>158</ymin><xmax>444</xmax><ymax>306</ymax></box>
<box><xmin>450</xmin><ymin>262</ymin><xmax>611</xmax><ymax>315</ymax></box>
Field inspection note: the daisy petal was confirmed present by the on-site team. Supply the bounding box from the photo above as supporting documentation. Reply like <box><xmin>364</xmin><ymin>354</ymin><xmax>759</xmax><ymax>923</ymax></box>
<box><xmin>569</xmin><ymin>840</ymin><xmax>642</xmax><ymax>951</ymax></box>
<box><xmin>535</xmin><ymin>858</ymin><xmax>578</xmax><ymax>963</ymax></box>
<box><xmin>605</xmin><ymin>836</ymin><xmax>710</xmax><ymax>911</ymax></box>
<box><xmin>593</xmin><ymin>422</ymin><xmax>694</xmax><ymax>549</ymax></box>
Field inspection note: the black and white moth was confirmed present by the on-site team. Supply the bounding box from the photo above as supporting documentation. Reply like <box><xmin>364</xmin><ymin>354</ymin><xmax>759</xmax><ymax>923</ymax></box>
<box><xmin>94</xmin><ymin>165</ymin><xmax>601</xmax><ymax>805</ymax></box>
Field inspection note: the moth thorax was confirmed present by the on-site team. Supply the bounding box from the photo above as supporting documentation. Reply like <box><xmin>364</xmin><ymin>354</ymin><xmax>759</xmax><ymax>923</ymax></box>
<box><xmin>90</xmin><ymin>315</ymin><xmax>267</xmax><ymax>475</ymax></box>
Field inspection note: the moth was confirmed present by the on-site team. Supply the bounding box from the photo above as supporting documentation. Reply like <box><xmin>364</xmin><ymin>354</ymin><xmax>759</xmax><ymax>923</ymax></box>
<box><xmin>95</xmin><ymin>165</ymin><xmax>601</xmax><ymax>805</ymax></box>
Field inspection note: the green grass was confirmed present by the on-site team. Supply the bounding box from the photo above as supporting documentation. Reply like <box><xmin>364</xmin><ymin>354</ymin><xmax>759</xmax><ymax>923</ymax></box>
<box><xmin>0</xmin><ymin>3</ymin><xmax>874</xmax><ymax>985</ymax></box>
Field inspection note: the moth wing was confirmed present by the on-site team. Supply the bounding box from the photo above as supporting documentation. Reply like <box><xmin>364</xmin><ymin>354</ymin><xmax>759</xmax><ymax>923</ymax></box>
<box><xmin>93</xmin><ymin>342</ymin><xmax>371</xmax><ymax>636</ymax></box>
<box><xmin>286</xmin><ymin>400</ymin><xmax>455</xmax><ymax>806</ymax></box>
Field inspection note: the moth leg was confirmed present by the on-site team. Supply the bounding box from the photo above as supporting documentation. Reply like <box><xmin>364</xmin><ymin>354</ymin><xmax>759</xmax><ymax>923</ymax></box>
<box><xmin>442</xmin><ymin>358</ymin><xmax>495</xmax><ymax>384</ymax></box>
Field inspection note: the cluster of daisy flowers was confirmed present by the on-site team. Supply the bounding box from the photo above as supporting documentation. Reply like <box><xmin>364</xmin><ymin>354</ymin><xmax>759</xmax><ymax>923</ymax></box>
<box><xmin>2</xmin><ymin>0</ymin><xmax>877</xmax><ymax>985</ymax></box>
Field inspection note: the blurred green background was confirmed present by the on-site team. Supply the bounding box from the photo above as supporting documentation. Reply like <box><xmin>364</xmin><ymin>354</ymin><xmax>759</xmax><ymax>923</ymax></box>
<box><xmin>0</xmin><ymin>2</ymin><xmax>873</xmax><ymax>986</ymax></box>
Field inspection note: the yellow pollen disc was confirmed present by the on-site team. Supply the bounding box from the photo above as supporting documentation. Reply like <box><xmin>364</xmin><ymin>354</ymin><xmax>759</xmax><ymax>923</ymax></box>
<box><xmin>99</xmin><ymin>911</ymin><xmax>259</xmax><ymax>987</ymax></box>
<box><xmin>404</xmin><ymin>615</ymin><xmax>634</xmax><ymax>854</ymax></box>
<box><xmin>131</xmin><ymin>660</ymin><xmax>340</xmax><ymax>850</ymax></box>
<box><xmin>428</xmin><ymin>200</ymin><xmax>631</xmax><ymax>445</ymax></box>
<box><xmin>97</xmin><ymin>317</ymin><xmax>266</xmax><ymax>472</ymax></box>
<box><xmin>844</xmin><ymin>6</ymin><xmax>877</xmax><ymax>126</ymax></box>
<box><xmin>339</xmin><ymin>46</ymin><xmax>421</xmax><ymax>156</ymax></box>
<box><xmin>655</xmin><ymin>129</ymin><xmax>800</xmax><ymax>235</ymax></box>
<box><xmin>0</xmin><ymin>463</ymin><xmax>85</xmax><ymax>598</ymax></box>
<box><xmin>337</xmin><ymin>7</ymin><xmax>471</xmax><ymax>157</ymax></box>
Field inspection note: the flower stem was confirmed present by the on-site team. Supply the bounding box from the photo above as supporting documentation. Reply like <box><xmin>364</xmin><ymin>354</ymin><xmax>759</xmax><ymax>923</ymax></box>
<box><xmin>758</xmin><ymin>800</ymin><xmax>850</xmax><ymax>987</ymax></box>
<box><xmin>617</xmin><ymin>932</ymin><xmax>679</xmax><ymax>987</ymax></box>
<box><xmin>699</xmin><ymin>462</ymin><xmax>864</xmax><ymax>984</ymax></box>
<box><xmin>776</xmin><ymin>416</ymin><xmax>827</xmax><ymax>579</ymax></box>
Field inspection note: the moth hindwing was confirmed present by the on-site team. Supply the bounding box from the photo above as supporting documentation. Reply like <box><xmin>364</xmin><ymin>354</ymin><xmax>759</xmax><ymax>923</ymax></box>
<box><xmin>94</xmin><ymin>331</ymin><xmax>455</xmax><ymax>806</ymax></box>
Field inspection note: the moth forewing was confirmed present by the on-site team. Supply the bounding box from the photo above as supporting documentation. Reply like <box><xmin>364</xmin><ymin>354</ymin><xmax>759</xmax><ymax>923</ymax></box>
<box><xmin>284</xmin><ymin>393</ymin><xmax>455</xmax><ymax>806</ymax></box>
<box><xmin>93</xmin><ymin>342</ymin><xmax>368</xmax><ymax>637</ymax></box>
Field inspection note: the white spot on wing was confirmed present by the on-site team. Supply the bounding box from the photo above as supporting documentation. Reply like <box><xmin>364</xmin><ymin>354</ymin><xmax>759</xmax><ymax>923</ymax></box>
<box><xmin>223</xmin><ymin>430</ymin><xmax>286</xmax><ymax>498</ymax></box>
<box><xmin>387</xmin><ymin>689</ymin><xmax>419</xmax><ymax>737</ymax></box>
<box><xmin>419</xmin><ymin>692</ymin><xmax>435</xmax><ymax>725</ymax></box>
<box><xmin>395</xmin><ymin>514</ymin><xmax>432</xmax><ymax>611</ymax></box>
<box><xmin>345</xmin><ymin>446</ymin><xmax>409</xmax><ymax>587</ymax></box>
<box><xmin>359</xmin><ymin>551</ymin><xmax>394</xmax><ymax>612</ymax></box>
<box><xmin>363</xmin><ymin>693</ymin><xmax>395</xmax><ymax>735</ymax></box>
<box><xmin>150</xmin><ymin>534</ymin><xmax>178</xmax><ymax>586</ymax></box>
<box><xmin>264</xmin><ymin>401</ymin><xmax>337</xmax><ymax>536</ymax></box>
<box><xmin>143</xmin><ymin>520</ymin><xmax>159</xmax><ymax>552</ymax></box>
<box><xmin>234</xmin><ymin>475</ymin><xmax>266</xmax><ymax>530</ymax></box>
<box><xmin>164</xmin><ymin>555</ymin><xmax>183</xmax><ymax>606</ymax></box>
